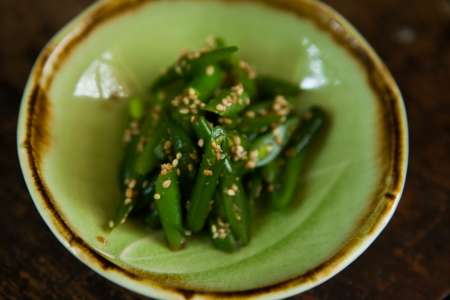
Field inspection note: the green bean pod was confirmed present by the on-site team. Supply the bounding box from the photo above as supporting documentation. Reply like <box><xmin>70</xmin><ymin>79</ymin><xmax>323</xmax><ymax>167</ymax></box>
<box><xmin>190</xmin><ymin>65</ymin><xmax>226</xmax><ymax>101</ymax></box>
<box><xmin>152</xmin><ymin>46</ymin><xmax>238</xmax><ymax>90</ymax></box>
<box><xmin>204</xmin><ymin>85</ymin><xmax>251</xmax><ymax>117</ymax></box>
<box><xmin>208</xmin><ymin>195</ymin><xmax>239</xmax><ymax>252</ymax></box>
<box><xmin>219</xmin><ymin>172</ymin><xmax>250</xmax><ymax>245</ymax></box>
<box><xmin>155</xmin><ymin>164</ymin><xmax>186</xmax><ymax>250</ymax></box>
<box><xmin>246</xmin><ymin>117</ymin><xmax>299</xmax><ymax>169</ymax></box>
<box><xmin>167</xmin><ymin>121</ymin><xmax>198</xmax><ymax>180</ymax></box>
<box><xmin>256</xmin><ymin>75</ymin><xmax>301</xmax><ymax>99</ymax></box>
<box><xmin>187</xmin><ymin>127</ymin><xmax>226</xmax><ymax>232</ymax></box>
<box><xmin>270</xmin><ymin>107</ymin><xmax>326</xmax><ymax>209</ymax></box>
<box><xmin>133</xmin><ymin>111</ymin><xmax>167</xmax><ymax>176</ymax></box>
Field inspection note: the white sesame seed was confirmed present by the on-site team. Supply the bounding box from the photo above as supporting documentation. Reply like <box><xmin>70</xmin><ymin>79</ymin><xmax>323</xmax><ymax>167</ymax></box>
<box><xmin>163</xmin><ymin>180</ymin><xmax>172</xmax><ymax>189</ymax></box>
<box><xmin>203</xmin><ymin>169</ymin><xmax>213</xmax><ymax>176</ymax></box>
<box><xmin>124</xmin><ymin>198</ymin><xmax>133</xmax><ymax>205</ymax></box>
<box><xmin>176</xmin><ymin>152</ymin><xmax>182</xmax><ymax>159</ymax></box>
<box><xmin>128</xmin><ymin>179</ymin><xmax>137</xmax><ymax>189</ymax></box>
<box><xmin>179</xmin><ymin>108</ymin><xmax>189</xmax><ymax>114</ymax></box>
<box><xmin>216</xmin><ymin>104</ymin><xmax>226</xmax><ymax>112</ymax></box>
<box><xmin>172</xmin><ymin>159</ymin><xmax>179</xmax><ymax>167</ymax></box>
<box><xmin>197</xmin><ymin>139</ymin><xmax>204</xmax><ymax>147</ymax></box>
<box><xmin>108</xmin><ymin>220</ymin><xmax>115</xmax><ymax>228</ymax></box>
<box><xmin>206</xmin><ymin>65</ymin><xmax>215</xmax><ymax>76</ymax></box>
<box><xmin>154</xmin><ymin>193</ymin><xmax>161</xmax><ymax>200</ymax></box>
<box><xmin>226</xmin><ymin>189</ymin><xmax>236</xmax><ymax>196</ymax></box>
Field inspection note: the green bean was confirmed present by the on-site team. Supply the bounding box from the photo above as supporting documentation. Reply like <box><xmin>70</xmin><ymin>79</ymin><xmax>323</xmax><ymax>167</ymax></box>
<box><xmin>246</xmin><ymin>117</ymin><xmax>299</xmax><ymax>169</ymax></box>
<box><xmin>152</xmin><ymin>47</ymin><xmax>238</xmax><ymax>90</ymax></box>
<box><xmin>167</xmin><ymin>121</ymin><xmax>198</xmax><ymax>180</ymax></box>
<box><xmin>144</xmin><ymin>203</ymin><xmax>161</xmax><ymax>229</ymax></box>
<box><xmin>189</xmin><ymin>65</ymin><xmax>226</xmax><ymax>101</ymax></box>
<box><xmin>187</xmin><ymin>127</ymin><xmax>226</xmax><ymax>232</ymax></box>
<box><xmin>134</xmin><ymin>111</ymin><xmax>167</xmax><ymax>176</ymax></box>
<box><xmin>270</xmin><ymin>107</ymin><xmax>326</xmax><ymax>209</ymax></box>
<box><xmin>155</xmin><ymin>164</ymin><xmax>186</xmax><ymax>250</ymax></box>
<box><xmin>232</xmin><ymin>59</ymin><xmax>257</xmax><ymax>99</ymax></box>
<box><xmin>256</xmin><ymin>75</ymin><xmax>301</xmax><ymax>99</ymax></box>
<box><xmin>128</xmin><ymin>97</ymin><xmax>145</xmax><ymax>120</ymax></box>
<box><xmin>204</xmin><ymin>85</ymin><xmax>251</xmax><ymax>117</ymax></box>
<box><xmin>131</xmin><ymin>175</ymin><xmax>157</xmax><ymax>216</ymax></box>
<box><xmin>219</xmin><ymin>172</ymin><xmax>250</xmax><ymax>245</ymax></box>
<box><xmin>209</xmin><ymin>195</ymin><xmax>239</xmax><ymax>252</ymax></box>
<box><xmin>193</xmin><ymin>116</ymin><xmax>213</xmax><ymax>141</ymax></box>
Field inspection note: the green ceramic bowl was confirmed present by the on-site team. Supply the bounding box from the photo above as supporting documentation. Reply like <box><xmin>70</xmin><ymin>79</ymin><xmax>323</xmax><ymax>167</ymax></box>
<box><xmin>17</xmin><ymin>0</ymin><xmax>408</xmax><ymax>298</ymax></box>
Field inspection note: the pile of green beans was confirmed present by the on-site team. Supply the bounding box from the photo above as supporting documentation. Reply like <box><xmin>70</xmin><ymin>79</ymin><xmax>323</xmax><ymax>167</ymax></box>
<box><xmin>109</xmin><ymin>37</ymin><xmax>326</xmax><ymax>252</ymax></box>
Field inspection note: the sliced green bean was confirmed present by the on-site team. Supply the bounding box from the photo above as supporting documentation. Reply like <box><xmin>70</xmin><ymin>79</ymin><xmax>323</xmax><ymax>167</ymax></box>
<box><xmin>187</xmin><ymin>127</ymin><xmax>226</xmax><ymax>232</ymax></box>
<box><xmin>167</xmin><ymin>121</ymin><xmax>198</xmax><ymax>180</ymax></box>
<box><xmin>232</xmin><ymin>59</ymin><xmax>257</xmax><ymax>99</ymax></box>
<box><xmin>209</xmin><ymin>197</ymin><xmax>239</xmax><ymax>252</ymax></box>
<box><xmin>219</xmin><ymin>172</ymin><xmax>250</xmax><ymax>245</ymax></box>
<box><xmin>134</xmin><ymin>111</ymin><xmax>167</xmax><ymax>176</ymax></box>
<box><xmin>204</xmin><ymin>85</ymin><xmax>251</xmax><ymax>117</ymax></box>
<box><xmin>256</xmin><ymin>75</ymin><xmax>301</xmax><ymax>99</ymax></box>
<box><xmin>189</xmin><ymin>65</ymin><xmax>225</xmax><ymax>101</ymax></box>
<box><xmin>246</xmin><ymin>117</ymin><xmax>300</xmax><ymax>169</ymax></box>
<box><xmin>152</xmin><ymin>47</ymin><xmax>238</xmax><ymax>90</ymax></box>
<box><xmin>155</xmin><ymin>164</ymin><xmax>185</xmax><ymax>250</ymax></box>
<box><xmin>270</xmin><ymin>107</ymin><xmax>326</xmax><ymax>209</ymax></box>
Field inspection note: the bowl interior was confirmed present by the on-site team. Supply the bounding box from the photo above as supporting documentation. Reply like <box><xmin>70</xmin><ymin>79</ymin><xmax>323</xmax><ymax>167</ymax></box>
<box><xmin>21</xmin><ymin>0</ymin><xmax>401</xmax><ymax>293</ymax></box>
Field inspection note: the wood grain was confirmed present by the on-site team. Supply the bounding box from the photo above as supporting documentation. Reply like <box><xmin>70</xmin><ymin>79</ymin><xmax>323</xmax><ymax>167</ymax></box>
<box><xmin>0</xmin><ymin>0</ymin><xmax>448</xmax><ymax>299</ymax></box>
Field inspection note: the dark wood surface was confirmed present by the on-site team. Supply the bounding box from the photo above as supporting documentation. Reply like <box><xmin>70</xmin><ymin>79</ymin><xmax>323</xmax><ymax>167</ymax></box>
<box><xmin>1</xmin><ymin>0</ymin><xmax>449</xmax><ymax>299</ymax></box>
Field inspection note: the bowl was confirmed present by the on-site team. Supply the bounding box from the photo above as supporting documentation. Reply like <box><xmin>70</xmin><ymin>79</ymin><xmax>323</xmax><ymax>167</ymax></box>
<box><xmin>17</xmin><ymin>0</ymin><xmax>408</xmax><ymax>299</ymax></box>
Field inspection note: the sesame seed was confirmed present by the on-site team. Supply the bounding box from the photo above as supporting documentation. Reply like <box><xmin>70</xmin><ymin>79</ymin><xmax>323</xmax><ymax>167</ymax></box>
<box><xmin>172</xmin><ymin>159</ymin><xmax>179</xmax><ymax>167</ymax></box>
<box><xmin>154</xmin><ymin>193</ymin><xmax>161</xmax><ymax>200</ymax></box>
<box><xmin>162</xmin><ymin>180</ymin><xmax>172</xmax><ymax>189</ymax></box>
<box><xmin>185</xmin><ymin>230</ymin><xmax>192</xmax><ymax>236</ymax></box>
<box><xmin>125</xmin><ymin>188</ymin><xmax>134</xmax><ymax>199</ymax></box>
<box><xmin>203</xmin><ymin>169</ymin><xmax>213</xmax><ymax>176</ymax></box>
<box><xmin>108</xmin><ymin>220</ymin><xmax>115</xmax><ymax>228</ymax></box>
<box><xmin>246</xmin><ymin>111</ymin><xmax>256</xmax><ymax>118</ymax></box>
<box><xmin>124</xmin><ymin>198</ymin><xmax>133</xmax><ymax>205</ymax></box>
<box><xmin>197</xmin><ymin>139</ymin><xmax>204</xmax><ymax>147</ymax></box>
<box><xmin>128</xmin><ymin>179</ymin><xmax>137</xmax><ymax>189</ymax></box>
<box><xmin>188</xmin><ymin>164</ymin><xmax>194</xmax><ymax>172</ymax></box>
<box><xmin>246</xmin><ymin>161</ymin><xmax>256</xmax><ymax>169</ymax></box>
<box><xmin>179</xmin><ymin>108</ymin><xmax>189</xmax><ymax>114</ymax></box>
<box><xmin>226</xmin><ymin>189</ymin><xmax>236</xmax><ymax>196</ymax></box>
<box><xmin>176</xmin><ymin>168</ymin><xmax>181</xmax><ymax>176</ymax></box>
<box><xmin>206</xmin><ymin>65</ymin><xmax>215</xmax><ymax>76</ymax></box>
<box><xmin>216</xmin><ymin>104</ymin><xmax>226</xmax><ymax>112</ymax></box>
<box><xmin>231</xmin><ymin>184</ymin><xmax>238</xmax><ymax>191</ymax></box>
<box><xmin>176</xmin><ymin>152</ymin><xmax>182</xmax><ymax>159</ymax></box>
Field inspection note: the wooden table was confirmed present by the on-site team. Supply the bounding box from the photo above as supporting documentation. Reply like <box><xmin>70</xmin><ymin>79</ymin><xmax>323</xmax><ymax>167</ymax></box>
<box><xmin>1</xmin><ymin>0</ymin><xmax>448</xmax><ymax>299</ymax></box>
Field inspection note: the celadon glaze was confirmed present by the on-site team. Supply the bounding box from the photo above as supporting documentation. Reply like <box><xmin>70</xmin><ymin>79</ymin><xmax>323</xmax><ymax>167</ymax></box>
<box><xmin>18</xmin><ymin>0</ymin><xmax>408</xmax><ymax>298</ymax></box>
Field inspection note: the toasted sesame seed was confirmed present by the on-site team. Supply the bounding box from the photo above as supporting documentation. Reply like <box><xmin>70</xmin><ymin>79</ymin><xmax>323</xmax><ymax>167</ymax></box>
<box><xmin>108</xmin><ymin>220</ymin><xmax>115</xmax><ymax>228</ymax></box>
<box><xmin>231</xmin><ymin>184</ymin><xmax>239</xmax><ymax>191</ymax></box>
<box><xmin>206</xmin><ymin>65</ymin><xmax>215</xmax><ymax>76</ymax></box>
<box><xmin>203</xmin><ymin>169</ymin><xmax>213</xmax><ymax>176</ymax></box>
<box><xmin>176</xmin><ymin>168</ymin><xmax>181</xmax><ymax>176</ymax></box>
<box><xmin>179</xmin><ymin>108</ymin><xmax>189</xmax><ymax>114</ymax></box>
<box><xmin>216</xmin><ymin>104</ymin><xmax>226</xmax><ymax>112</ymax></box>
<box><xmin>226</xmin><ymin>189</ymin><xmax>236</xmax><ymax>196</ymax></box>
<box><xmin>164</xmin><ymin>140</ymin><xmax>172</xmax><ymax>151</ymax></box>
<box><xmin>172</xmin><ymin>159</ymin><xmax>179</xmax><ymax>167</ymax></box>
<box><xmin>154</xmin><ymin>193</ymin><xmax>161</xmax><ymax>200</ymax></box>
<box><xmin>162</xmin><ymin>180</ymin><xmax>172</xmax><ymax>189</ymax></box>
<box><xmin>197</xmin><ymin>139</ymin><xmax>204</xmax><ymax>147</ymax></box>
<box><xmin>176</xmin><ymin>152</ymin><xmax>182</xmax><ymax>159</ymax></box>
<box><xmin>124</xmin><ymin>198</ymin><xmax>133</xmax><ymax>205</ymax></box>
<box><xmin>246</xmin><ymin>111</ymin><xmax>256</xmax><ymax>118</ymax></box>
<box><xmin>245</xmin><ymin>161</ymin><xmax>256</xmax><ymax>169</ymax></box>
<box><xmin>188</xmin><ymin>164</ymin><xmax>194</xmax><ymax>172</ymax></box>
<box><xmin>125</xmin><ymin>188</ymin><xmax>134</xmax><ymax>199</ymax></box>
<box><xmin>128</xmin><ymin>179</ymin><xmax>137</xmax><ymax>189</ymax></box>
